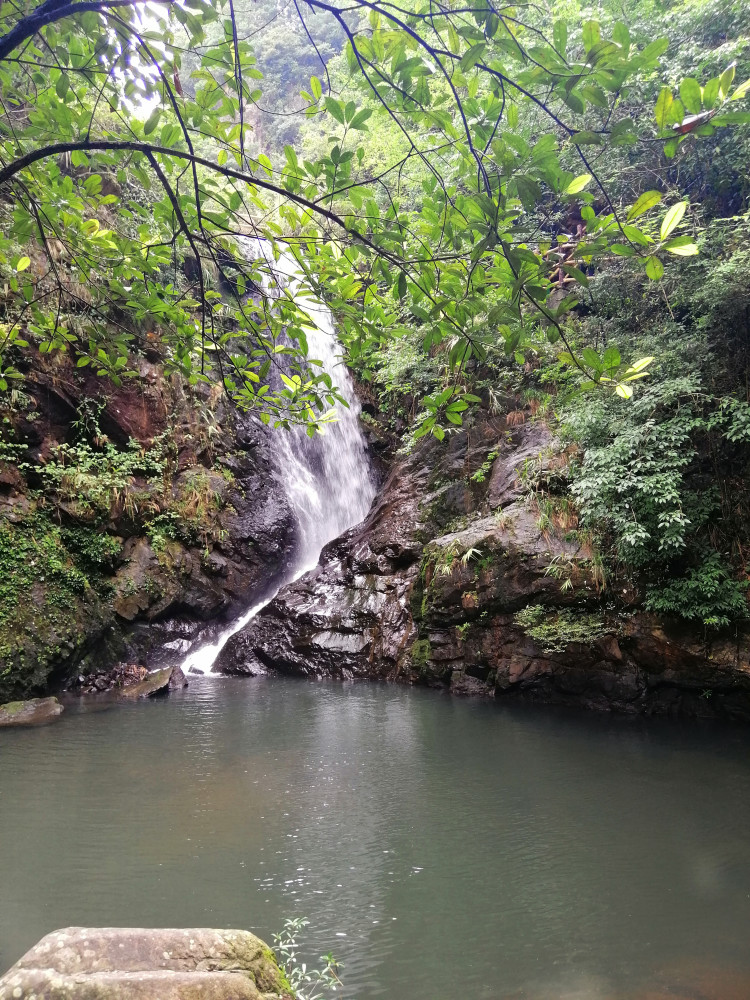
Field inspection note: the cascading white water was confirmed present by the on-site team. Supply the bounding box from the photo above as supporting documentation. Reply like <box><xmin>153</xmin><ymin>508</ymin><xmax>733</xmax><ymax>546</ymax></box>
<box><xmin>180</xmin><ymin>245</ymin><xmax>375</xmax><ymax>674</ymax></box>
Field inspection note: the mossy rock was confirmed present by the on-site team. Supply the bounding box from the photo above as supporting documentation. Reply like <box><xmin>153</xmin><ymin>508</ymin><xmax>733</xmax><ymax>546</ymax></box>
<box><xmin>0</xmin><ymin>696</ymin><xmax>63</xmax><ymax>727</ymax></box>
<box><xmin>0</xmin><ymin>927</ymin><xmax>293</xmax><ymax>1000</ymax></box>
<box><xmin>118</xmin><ymin>666</ymin><xmax>173</xmax><ymax>699</ymax></box>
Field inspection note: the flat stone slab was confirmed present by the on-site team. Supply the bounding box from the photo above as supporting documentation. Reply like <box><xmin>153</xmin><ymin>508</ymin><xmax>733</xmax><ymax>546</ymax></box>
<box><xmin>0</xmin><ymin>928</ymin><xmax>292</xmax><ymax>1000</ymax></box>
<box><xmin>0</xmin><ymin>697</ymin><xmax>63</xmax><ymax>727</ymax></box>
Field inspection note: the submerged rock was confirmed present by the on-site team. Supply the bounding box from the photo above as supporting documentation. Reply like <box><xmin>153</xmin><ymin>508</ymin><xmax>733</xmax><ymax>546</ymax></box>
<box><xmin>0</xmin><ymin>697</ymin><xmax>63</xmax><ymax>727</ymax></box>
<box><xmin>0</xmin><ymin>926</ymin><xmax>292</xmax><ymax>1000</ymax></box>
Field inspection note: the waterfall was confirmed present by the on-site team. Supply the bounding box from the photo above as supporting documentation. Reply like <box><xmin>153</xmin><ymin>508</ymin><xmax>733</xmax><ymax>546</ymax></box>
<box><xmin>180</xmin><ymin>244</ymin><xmax>375</xmax><ymax>674</ymax></box>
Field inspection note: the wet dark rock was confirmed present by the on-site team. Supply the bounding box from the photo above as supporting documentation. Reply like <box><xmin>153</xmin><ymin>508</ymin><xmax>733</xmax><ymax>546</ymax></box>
<box><xmin>487</xmin><ymin>422</ymin><xmax>554</xmax><ymax>508</ymax></box>
<box><xmin>0</xmin><ymin>697</ymin><xmax>64</xmax><ymax>727</ymax></box>
<box><xmin>73</xmin><ymin>662</ymin><xmax>149</xmax><ymax>695</ymax></box>
<box><xmin>71</xmin><ymin>663</ymin><xmax>178</xmax><ymax>699</ymax></box>
<box><xmin>0</xmin><ymin>350</ymin><xmax>300</xmax><ymax>702</ymax></box>
<box><xmin>168</xmin><ymin>663</ymin><xmax>189</xmax><ymax>689</ymax></box>
<box><xmin>219</xmin><ymin>416</ymin><xmax>750</xmax><ymax>719</ymax></box>
<box><xmin>0</xmin><ymin>926</ymin><xmax>292</xmax><ymax>1000</ymax></box>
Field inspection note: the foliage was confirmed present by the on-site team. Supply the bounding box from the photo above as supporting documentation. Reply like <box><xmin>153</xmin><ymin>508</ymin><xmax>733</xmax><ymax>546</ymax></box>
<box><xmin>471</xmin><ymin>450</ymin><xmax>499</xmax><ymax>484</ymax></box>
<box><xmin>557</xmin><ymin>242</ymin><xmax>750</xmax><ymax>627</ymax></box>
<box><xmin>273</xmin><ymin>918</ymin><xmax>343</xmax><ymax>1000</ymax></box>
<box><xmin>38</xmin><ymin>438</ymin><xmax>165</xmax><ymax>520</ymax></box>
<box><xmin>0</xmin><ymin>0</ymin><xmax>748</xmax><ymax>442</ymax></box>
<box><xmin>60</xmin><ymin>525</ymin><xmax>122</xmax><ymax>570</ymax></box>
<box><xmin>514</xmin><ymin>604</ymin><xmax>607</xmax><ymax>652</ymax></box>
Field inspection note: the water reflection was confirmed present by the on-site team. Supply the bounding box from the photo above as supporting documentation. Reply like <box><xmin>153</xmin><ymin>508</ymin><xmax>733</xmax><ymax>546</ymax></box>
<box><xmin>1</xmin><ymin>678</ymin><xmax>750</xmax><ymax>1000</ymax></box>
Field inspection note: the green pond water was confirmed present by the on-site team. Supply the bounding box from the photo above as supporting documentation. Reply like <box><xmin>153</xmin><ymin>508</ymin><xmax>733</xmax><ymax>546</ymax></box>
<box><xmin>1</xmin><ymin>676</ymin><xmax>750</xmax><ymax>999</ymax></box>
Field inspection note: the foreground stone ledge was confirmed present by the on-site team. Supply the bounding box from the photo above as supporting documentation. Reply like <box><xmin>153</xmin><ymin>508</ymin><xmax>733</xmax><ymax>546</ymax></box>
<box><xmin>0</xmin><ymin>927</ymin><xmax>293</xmax><ymax>1000</ymax></box>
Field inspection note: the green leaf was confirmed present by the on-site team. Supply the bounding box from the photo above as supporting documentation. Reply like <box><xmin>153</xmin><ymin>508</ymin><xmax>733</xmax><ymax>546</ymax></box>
<box><xmin>553</xmin><ymin>20</ymin><xmax>567</xmax><ymax>54</ymax></box>
<box><xmin>514</xmin><ymin>174</ymin><xmax>541</xmax><ymax>208</ymax></box>
<box><xmin>349</xmin><ymin>108</ymin><xmax>372</xmax><ymax>131</ymax></box>
<box><xmin>582</xmin><ymin>348</ymin><xmax>602</xmax><ymax>370</ymax></box>
<box><xmin>679</xmin><ymin>77</ymin><xmax>702</xmax><ymax>114</ymax></box>
<box><xmin>325</xmin><ymin>98</ymin><xmax>346</xmax><ymax>124</ymax></box>
<box><xmin>654</xmin><ymin>86</ymin><xmax>673</xmax><ymax>129</ymax></box>
<box><xmin>459</xmin><ymin>43</ymin><xmax>486</xmax><ymax>72</ymax></box>
<box><xmin>602</xmin><ymin>346</ymin><xmax>621</xmax><ymax>370</ymax></box>
<box><xmin>15</xmin><ymin>256</ymin><xmax>30</xmax><ymax>272</ymax></box>
<box><xmin>730</xmin><ymin>78</ymin><xmax>750</xmax><ymax>102</ymax></box>
<box><xmin>582</xmin><ymin>20</ymin><xmax>601</xmax><ymax>51</ymax></box>
<box><xmin>660</xmin><ymin>202</ymin><xmax>687</xmax><ymax>240</ymax></box>
<box><xmin>144</xmin><ymin>107</ymin><xmax>161</xmax><ymax>135</ymax></box>
<box><xmin>612</xmin><ymin>23</ymin><xmax>630</xmax><ymax>51</ymax></box>
<box><xmin>570</xmin><ymin>131</ymin><xmax>602</xmax><ymax>145</ymax></box>
<box><xmin>639</xmin><ymin>37</ymin><xmax>669</xmax><ymax>63</ymax></box>
<box><xmin>664</xmin><ymin>241</ymin><xmax>698</xmax><ymax>256</ymax></box>
<box><xmin>712</xmin><ymin>111</ymin><xmax>750</xmax><ymax>125</ymax></box>
<box><xmin>562</xmin><ymin>264</ymin><xmax>589</xmax><ymax>287</ymax></box>
<box><xmin>645</xmin><ymin>256</ymin><xmax>664</xmax><ymax>280</ymax></box>
<box><xmin>565</xmin><ymin>174</ymin><xmax>592</xmax><ymax>194</ymax></box>
<box><xmin>627</xmin><ymin>190</ymin><xmax>662</xmax><ymax>221</ymax></box>
<box><xmin>625</xmin><ymin>357</ymin><xmax>655</xmax><ymax>375</ymax></box>
<box><xmin>55</xmin><ymin>73</ymin><xmax>69</xmax><ymax>99</ymax></box>
<box><xmin>719</xmin><ymin>63</ymin><xmax>736</xmax><ymax>99</ymax></box>
<box><xmin>310</xmin><ymin>75</ymin><xmax>322</xmax><ymax>101</ymax></box>
<box><xmin>703</xmin><ymin>77</ymin><xmax>720</xmax><ymax>109</ymax></box>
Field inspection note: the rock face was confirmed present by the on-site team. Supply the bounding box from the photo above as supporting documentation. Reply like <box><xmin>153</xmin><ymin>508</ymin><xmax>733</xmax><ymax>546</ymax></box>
<box><xmin>0</xmin><ymin>927</ymin><xmax>292</xmax><ymax>1000</ymax></box>
<box><xmin>0</xmin><ymin>697</ymin><xmax>64</xmax><ymax>727</ymax></box>
<box><xmin>0</xmin><ymin>347</ymin><xmax>300</xmax><ymax>702</ymax></box>
<box><xmin>217</xmin><ymin>415</ymin><xmax>750</xmax><ymax>719</ymax></box>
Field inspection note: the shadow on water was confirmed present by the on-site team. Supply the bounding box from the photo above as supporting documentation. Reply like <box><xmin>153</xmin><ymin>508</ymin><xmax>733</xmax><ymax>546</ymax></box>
<box><xmin>1</xmin><ymin>677</ymin><xmax>750</xmax><ymax>1000</ymax></box>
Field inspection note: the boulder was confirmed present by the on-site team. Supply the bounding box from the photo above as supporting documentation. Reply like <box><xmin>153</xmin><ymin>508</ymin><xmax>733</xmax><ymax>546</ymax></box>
<box><xmin>0</xmin><ymin>927</ymin><xmax>292</xmax><ymax>1000</ymax></box>
<box><xmin>168</xmin><ymin>664</ymin><xmax>189</xmax><ymax>690</ymax></box>
<box><xmin>0</xmin><ymin>697</ymin><xmax>63</xmax><ymax>727</ymax></box>
<box><xmin>118</xmin><ymin>666</ymin><xmax>173</xmax><ymax>699</ymax></box>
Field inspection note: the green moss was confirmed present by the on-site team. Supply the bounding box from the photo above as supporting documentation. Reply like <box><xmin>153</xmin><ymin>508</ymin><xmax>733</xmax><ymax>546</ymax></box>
<box><xmin>410</xmin><ymin>638</ymin><xmax>432</xmax><ymax>670</ymax></box>
<box><xmin>0</xmin><ymin>512</ymin><xmax>107</xmax><ymax>700</ymax></box>
<box><xmin>260</xmin><ymin>945</ymin><xmax>294</xmax><ymax>996</ymax></box>
<box><xmin>0</xmin><ymin>699</ymin><xmax>24</xmax><ymax>715</ymax></box>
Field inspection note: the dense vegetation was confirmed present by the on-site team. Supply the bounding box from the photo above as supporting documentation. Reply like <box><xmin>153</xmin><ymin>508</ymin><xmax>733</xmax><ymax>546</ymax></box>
<box><xmin>1</xmin><ymin>0</ymin><xmax>750</xmax><ymax>697</ymax></box>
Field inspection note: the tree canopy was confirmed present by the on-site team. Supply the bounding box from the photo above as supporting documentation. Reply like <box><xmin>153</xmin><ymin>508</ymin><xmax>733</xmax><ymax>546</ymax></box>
<box><xmin>0</xmin><ymin>0</ymin><xmax>749</xmax><ymax>435</ymax></box>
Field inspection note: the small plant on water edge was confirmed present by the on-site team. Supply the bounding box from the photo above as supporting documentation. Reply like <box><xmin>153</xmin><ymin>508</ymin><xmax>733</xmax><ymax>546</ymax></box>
<box><xmin>273</xmin><ymin>918</ymin><xmax>344</xmax><ymax>1000</ymax></box>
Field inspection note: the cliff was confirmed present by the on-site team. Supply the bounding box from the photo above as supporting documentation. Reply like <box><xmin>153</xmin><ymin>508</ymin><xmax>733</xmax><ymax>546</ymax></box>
<box><xmin>0</xmin><ymin>348</ymin><xmax>298</xmax><ymax>701</ymax></box>
<box><xmin>216</xmin><ymin>410</ymin><xmax>750</xmax><ymax>720</ymax></box>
